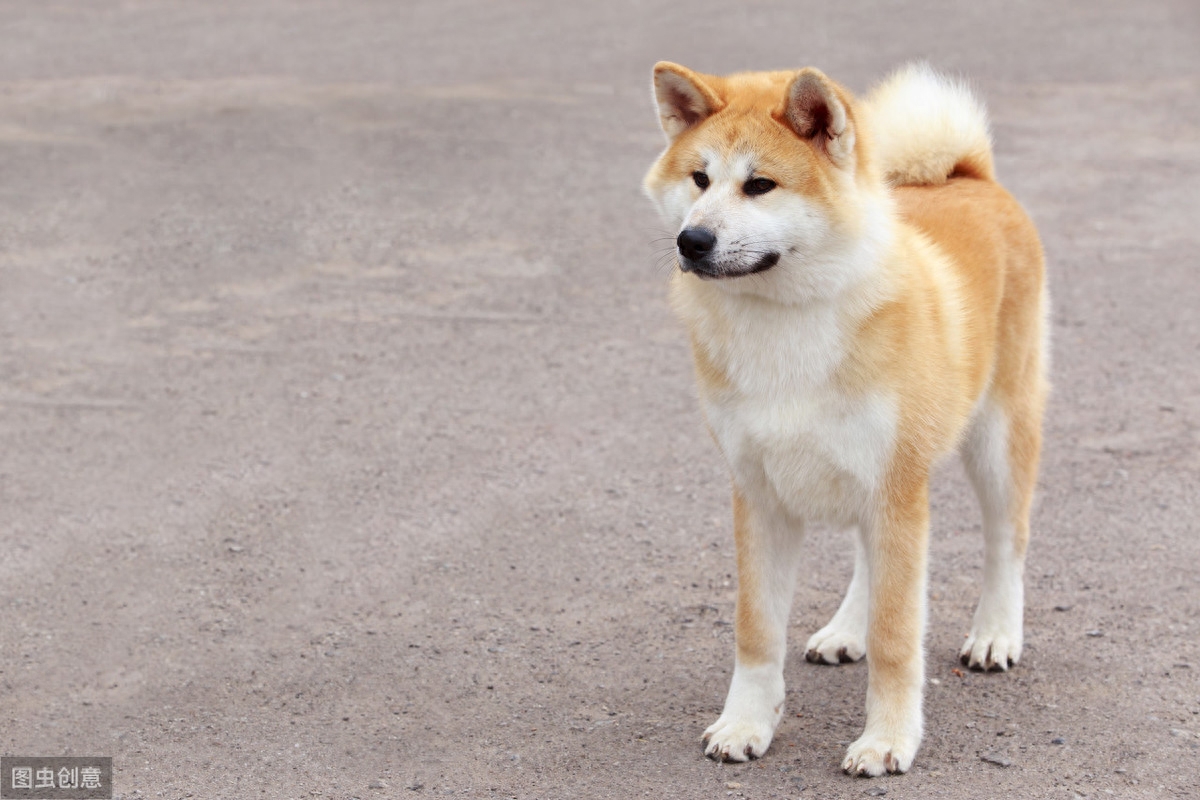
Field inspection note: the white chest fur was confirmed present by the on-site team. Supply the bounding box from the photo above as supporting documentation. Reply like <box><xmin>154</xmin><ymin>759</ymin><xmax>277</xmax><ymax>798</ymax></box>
<box><xmin>688</xmin><ymin>292</ymin><xmax>898</xmax><ymax>526</ymax></box>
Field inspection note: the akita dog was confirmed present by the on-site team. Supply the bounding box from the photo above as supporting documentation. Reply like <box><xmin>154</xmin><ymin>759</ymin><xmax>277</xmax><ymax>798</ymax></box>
<box><xmin>642</xmin><ymin>62</ymin><xmax>1047</xmax><ymax>776</ymax></box>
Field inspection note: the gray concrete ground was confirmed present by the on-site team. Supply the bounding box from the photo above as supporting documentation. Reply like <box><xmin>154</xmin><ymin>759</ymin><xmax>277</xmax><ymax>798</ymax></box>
<box><xmin>1</xmin><ymin>1</ymin><xmax>1198</xmax><ymax>798</ymax></box>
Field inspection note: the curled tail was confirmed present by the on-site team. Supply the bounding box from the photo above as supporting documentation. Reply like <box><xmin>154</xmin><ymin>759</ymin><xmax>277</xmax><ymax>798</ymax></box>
<box><xmin>864</xmin><ymin>63</ymin><xmax>994</xmax><ymax>186</ymax></box>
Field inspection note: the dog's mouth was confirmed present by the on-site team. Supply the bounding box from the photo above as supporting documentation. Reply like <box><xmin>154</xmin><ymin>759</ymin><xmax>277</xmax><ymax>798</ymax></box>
<box><xmin>683</xmin><ymin>251</ymin><xmax>780</xmax><ymax>280</ymax></box>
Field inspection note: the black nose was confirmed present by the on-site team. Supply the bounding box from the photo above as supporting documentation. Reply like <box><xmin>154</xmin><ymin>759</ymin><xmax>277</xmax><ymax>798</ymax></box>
<box><xmin>677</xmin><ymin>227</ymin><xmax>717</xmax><ymax>263</ymax></box>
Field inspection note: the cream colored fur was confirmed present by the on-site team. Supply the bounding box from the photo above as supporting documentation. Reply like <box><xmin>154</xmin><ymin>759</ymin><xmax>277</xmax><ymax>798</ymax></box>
<box><xmin>865</xmin><ymin>62</ymin><xmax>995</xmax><ymax>185</ymax></box>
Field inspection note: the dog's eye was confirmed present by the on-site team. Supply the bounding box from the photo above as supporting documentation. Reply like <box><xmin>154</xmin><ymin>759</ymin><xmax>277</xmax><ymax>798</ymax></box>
<box><xmin>744</xmin><ymin>177</ymin><xmax>776</xmax><ymax>196</ymax></box>
<box><xmin>692</xmin><ymin>171</ymin><xmax>710</xmax><ymax>190</ymax></box>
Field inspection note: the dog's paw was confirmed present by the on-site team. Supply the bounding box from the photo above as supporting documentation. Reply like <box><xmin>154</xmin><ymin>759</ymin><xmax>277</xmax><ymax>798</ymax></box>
<box><xmin>960</xmin><ymin>623</ymin><xmax>1022</xmax><ymax>672</ymax></box>
<box><xmin>962</xmin><ymin>561</ymin><xmax>1024</xmax><ymax>671</ymax></box>
<box><xmin>842</xmin><ymin>732</ymin><xmax>917</xmax><ymax>777</ymax></box>
<box><xmin>703</xmin><ymin>716</ymin><xmax>775</xmax><ymax>762</ymax></box>
<box><xmin>804</xmin><ymin>623</ymin><xmax>866</xmax><ymax>665</ymax></box>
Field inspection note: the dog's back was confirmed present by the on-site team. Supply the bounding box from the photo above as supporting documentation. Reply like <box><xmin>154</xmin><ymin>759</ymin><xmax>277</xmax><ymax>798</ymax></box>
<box><xmin>866</xmin><ymin>64</ymin><xmax>1048</xmax><ymax>442</ymax></box>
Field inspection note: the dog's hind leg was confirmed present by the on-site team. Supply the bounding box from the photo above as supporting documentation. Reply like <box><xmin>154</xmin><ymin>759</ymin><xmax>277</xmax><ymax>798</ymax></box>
<box><xmin>704</xmin><ymin>488</ymin><xmax>804</xmax><ymax>762</ymax></box>
<box><xmin>805</xmin><ymin>527</ymin><xmax>868</xmax><ymax>664</ymax></box>
<box><xmin>959</xmin><ymin>389</ymin><xmax>1043</xmax><ymax>671</ymax></box>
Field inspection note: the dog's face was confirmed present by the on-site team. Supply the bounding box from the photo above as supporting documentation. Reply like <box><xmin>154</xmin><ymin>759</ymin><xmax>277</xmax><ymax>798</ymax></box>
<box><xmin>643</xmin><ymin>63</ymin><xmax>881</xmax><ymax>302</ymax></box>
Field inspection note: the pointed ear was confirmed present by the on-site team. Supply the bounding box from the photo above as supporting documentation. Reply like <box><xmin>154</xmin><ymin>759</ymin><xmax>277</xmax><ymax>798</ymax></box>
<box><xmin>651</xmin><ymin>62</ymin><xmax>723</xmax><ymax>141</ymax></box>
<box><xmin>783</xmin><ymin>68</ymin><xmax>855</xmax><ymax>166</ymax></box>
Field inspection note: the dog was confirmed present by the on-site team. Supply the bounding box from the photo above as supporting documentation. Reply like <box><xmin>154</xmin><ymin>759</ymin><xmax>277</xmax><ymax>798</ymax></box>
<box><xmin>641</xmin><ymin>62</ymin><xmax>1047</xmax><ymax>776</ymax></box>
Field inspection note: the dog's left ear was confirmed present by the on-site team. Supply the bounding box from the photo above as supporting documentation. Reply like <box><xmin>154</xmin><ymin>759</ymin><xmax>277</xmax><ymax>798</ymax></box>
<box><xmin>783</xmin><ymin>68</ymin><xmax>856</xmax><ymax>167</ymax></box>
<box><xmin>652</xmin><ymin>62</ymin><xmax>724</xmax><ymax>141</ymax></box>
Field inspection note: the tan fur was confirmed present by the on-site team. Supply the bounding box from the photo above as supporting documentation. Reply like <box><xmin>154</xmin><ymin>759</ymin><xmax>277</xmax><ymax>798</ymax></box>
<box><xmin>731</xmin><ymin>489</ymin><xmax>772</xmax><ymax>666</ymax></box>
<box><xmin>643</xmin><ymin>61</ymin><xmax>1046</xmax><ymax>775</ymax></box>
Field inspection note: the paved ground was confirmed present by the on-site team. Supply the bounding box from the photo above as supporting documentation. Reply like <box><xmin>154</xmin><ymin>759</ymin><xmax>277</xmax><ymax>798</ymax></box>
<box><xmin>1</xmin><ymin>2</ymin><xmax>1198</xmax><ymax>798</ymax></box>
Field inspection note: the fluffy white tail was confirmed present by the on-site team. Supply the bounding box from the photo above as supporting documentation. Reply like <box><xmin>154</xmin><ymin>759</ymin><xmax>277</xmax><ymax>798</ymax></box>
<box><xmin>864</xmin><ymin>63</ymin><xmax>994</xmax><ymax>186</ymax></box>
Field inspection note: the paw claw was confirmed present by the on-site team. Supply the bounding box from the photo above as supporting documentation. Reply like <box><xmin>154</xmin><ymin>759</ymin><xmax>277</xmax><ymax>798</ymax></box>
<box><xmin>805</xmin><ymin>626</ymin><xmax>865</xmax><ymax>666</ymax></box>
<box><xmin>961</xmin><ymin>630</ymin><xmax>1021</xmax><ymax>672</ymax></box>
<box><xmin>703</xmin><ymin>717</ymin><xmax>773</xmax><ymax>763</ymax></box>
<box><xmin>843</xmin><ymin>735</ymin><xmax>916</xmax><ymax>776</ymax></box>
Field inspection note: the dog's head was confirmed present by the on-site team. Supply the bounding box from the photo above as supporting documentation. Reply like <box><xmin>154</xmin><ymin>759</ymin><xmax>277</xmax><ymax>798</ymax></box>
<box><xmin>642</xmin><ymin>63</ymin><xmax>886</xmax><ymax>302</ymax></box>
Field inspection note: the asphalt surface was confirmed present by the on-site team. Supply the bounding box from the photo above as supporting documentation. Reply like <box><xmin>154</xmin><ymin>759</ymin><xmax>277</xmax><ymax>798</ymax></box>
<box><xmin>1</xmin><ymin>2</ymin><xmax>1198</xmax><ymax>798</ymax></box>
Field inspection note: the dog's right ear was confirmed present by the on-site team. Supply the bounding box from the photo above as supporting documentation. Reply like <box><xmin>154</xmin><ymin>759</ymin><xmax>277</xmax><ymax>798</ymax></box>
<box><xmin>652</xmin><ymin>62</ymin><xmax>723</xmax><ymax>141</ymax></box>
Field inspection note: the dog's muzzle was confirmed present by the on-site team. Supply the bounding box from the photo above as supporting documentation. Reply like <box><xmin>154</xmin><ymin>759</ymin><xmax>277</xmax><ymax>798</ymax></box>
<box><xmin>677</xmin><ymin>227</ymin><xmax>779</xmax><ymax>279</ymax></box>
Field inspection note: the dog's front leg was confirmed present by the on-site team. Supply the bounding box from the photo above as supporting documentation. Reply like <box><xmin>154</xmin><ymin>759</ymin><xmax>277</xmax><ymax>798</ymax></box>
<box><xmin>843</xmin><ymin>484</ymin><xmax>930</xmax><ymax>776</ymax></box>
<box><xmin>704</xmin><ymin>488</ymin><xmax>803</xmax><ymax>762</ymax></box>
